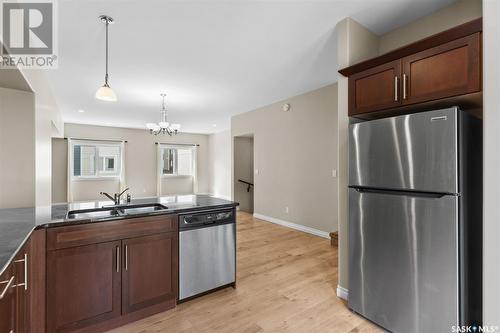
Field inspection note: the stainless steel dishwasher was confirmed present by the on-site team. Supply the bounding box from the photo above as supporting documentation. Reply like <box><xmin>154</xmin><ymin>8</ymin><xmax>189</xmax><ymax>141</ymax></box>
<box><xmin>178</xmin><ymin>208</ymin><xmax>236</xmax><ymax>301</ymax></box>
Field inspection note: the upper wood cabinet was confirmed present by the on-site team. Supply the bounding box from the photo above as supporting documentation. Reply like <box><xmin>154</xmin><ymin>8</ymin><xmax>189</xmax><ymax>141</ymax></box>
<box><xmin>349</xmin><ymin>60</ymin><xmax>402</xmax><ymax>116</ymax></box>
<box><xmin>340</xmin><ymin>18</ymin><xmax>482</xmax><ymax>117</ymax></box>
<box><xmin>402</xmin><ymin>33</ymin><xmax>480</xmax><ymax>105</ymax></box>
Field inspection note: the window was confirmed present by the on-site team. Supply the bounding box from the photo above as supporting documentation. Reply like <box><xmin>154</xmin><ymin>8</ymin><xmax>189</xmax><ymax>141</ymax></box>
<box><xmin>72</xmin><ymin>141</ymin><xmax>121</xmax><ymax>178</ymax></box>
<box><xmin>161</xmin><ymin>146</ymin><xmax>194</xmax><ymax>176</ymax></box>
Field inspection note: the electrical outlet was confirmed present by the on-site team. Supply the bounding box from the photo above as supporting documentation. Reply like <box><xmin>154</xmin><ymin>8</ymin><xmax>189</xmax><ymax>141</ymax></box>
<box><xmin>285</xmin><ymin>206</ymin><xmax>289</xmax><ymax>214</ymax></box>
<box><xmin>332</xmin><ymin>169</ymin><xmax>337</xmax><ymax>178</ymax></box>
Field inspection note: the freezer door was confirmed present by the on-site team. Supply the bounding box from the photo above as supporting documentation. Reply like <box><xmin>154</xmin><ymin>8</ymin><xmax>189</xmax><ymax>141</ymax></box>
<box><xmin>348</xmin><ymin>188</ymin><xmax>459</xmax><ymax>333</ymax></box>
<box><xmin>349</xmin><ymin>107</ymin><xmax>458</xmax><ymax>193</ymax></box>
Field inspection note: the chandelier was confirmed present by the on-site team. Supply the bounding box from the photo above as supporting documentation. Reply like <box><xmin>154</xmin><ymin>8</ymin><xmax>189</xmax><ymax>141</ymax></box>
<box><xmin>146</xmin><ymin>94</ymin><xmax>181</xmax><ymax>135</ymax></box>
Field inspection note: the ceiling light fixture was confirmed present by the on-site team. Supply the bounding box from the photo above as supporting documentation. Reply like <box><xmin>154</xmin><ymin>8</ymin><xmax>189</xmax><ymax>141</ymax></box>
<box><xmin>78</xmin><ymin>109</ymin><xmax>85</xmax><ymax>113</ymax></box>
<box><xmin>95</xmin><ymin>15</ymin><xmax>117</xmax><ymax>102</ymax></box>
<box><xmin>146</xmin><ymin>93</ymin><xmax>181</xmax><ymax>136</ymax></box>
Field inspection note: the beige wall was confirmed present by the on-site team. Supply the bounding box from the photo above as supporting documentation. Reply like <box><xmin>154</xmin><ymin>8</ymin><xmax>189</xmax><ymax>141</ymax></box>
<box><xmin>336</xmin><ymin>0</ymin><xmax>482</xmax><ymax>293</ymax></box>
<box><xmin>52</xmin><ymin>123</ymin><xmax>210</xmax><ymax>202</ymax></box>
<box><xmin>379</xmin><ymin>0</ymin><xmax>482</xmax><ymax>54</ymax></box>
<box><xmin>208</xmin><ymin>130</ymin><xmax>231</xmax><ymax>199</ymax></box>
<box><xmin>233</xmin><ymin>136</ymin><xmax>254</xmax><ymax>213</ymax></box>
<box><xmin>335</xmin><ymin>18</ymin><xmax>379</xmax><ymax>293</ymax></box>
<box><xmin>482</xmin><ymin>0</ymin><xmax>500</xmax><ymax>324</ymax></box>
<box><xmin>20</xmin><ymin>69</ymin><xmax>64</xmax><ymax>207</ymax></box>
<box><xmin>232</xmin><ymin>83</ymin><xmax>338</xmax><ymax>234</ymax></box>
<box><xmin>161</xmin><ymin>176</ymin><xmax>194</xmax><ymax>196</ymax></box>
<box><xmin>0</xmin><ymin>88</ymin><xmax>36</xmax><ymax>208</ymax></box>
<box><xmin>51</xmin><ymin>138</ymin><xmax>67</xmax><ymax>203</ymax></box>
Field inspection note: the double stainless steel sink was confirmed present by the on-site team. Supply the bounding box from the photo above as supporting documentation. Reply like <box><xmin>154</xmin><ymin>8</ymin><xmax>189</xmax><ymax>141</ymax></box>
<box><xmin>66</xmin><ymin>203</ymin><xmax>168</xmax><ymax>220</ymax></box>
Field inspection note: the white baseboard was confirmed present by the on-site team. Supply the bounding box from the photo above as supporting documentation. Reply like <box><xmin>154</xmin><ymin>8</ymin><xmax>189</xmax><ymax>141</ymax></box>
<box><xmin>252</xmin><ymin>213</ymin><xmax>330</xmax><ymax>239</ymax></box>
<box><xmin>337</xmin><ymin>285</ymin><xmax>349</xmax><ymax>300</ymax></box>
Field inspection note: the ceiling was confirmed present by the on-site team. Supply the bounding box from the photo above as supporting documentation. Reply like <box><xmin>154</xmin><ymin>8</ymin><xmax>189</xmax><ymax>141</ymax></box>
<box><xmin>48</xmin><ymin>0</ymin><xmax>456</xmax><ymax>134</ymax></box>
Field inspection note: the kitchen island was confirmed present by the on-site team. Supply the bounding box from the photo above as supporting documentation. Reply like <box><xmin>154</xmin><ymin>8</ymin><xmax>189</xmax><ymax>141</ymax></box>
<box><xmin>0</xmin><ymin>195</ymin><xmax>238</xmax><ymax>333</ymax></box>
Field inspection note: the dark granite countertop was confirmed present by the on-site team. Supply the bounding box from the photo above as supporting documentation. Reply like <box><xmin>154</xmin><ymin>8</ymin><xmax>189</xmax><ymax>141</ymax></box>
<box><xmin>0</xmin><ymin>195</ymin><xmax>238</xmax><ymax>276</ymax></box>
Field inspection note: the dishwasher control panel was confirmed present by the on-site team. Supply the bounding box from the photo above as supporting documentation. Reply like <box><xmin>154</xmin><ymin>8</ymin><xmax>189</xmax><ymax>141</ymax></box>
<box><xmin>180</xmin><ymin>209</ymin><xmax>234</xmax><ymax>229</ymax></box>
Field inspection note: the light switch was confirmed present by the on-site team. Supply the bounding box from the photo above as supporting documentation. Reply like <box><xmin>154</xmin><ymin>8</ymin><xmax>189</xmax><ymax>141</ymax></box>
<box><xmin>332</xmin><ymin>169</ymin><xmax>337</xmax><ymax>178</ymax></box>
<box><xmin>255</xmin><ymin>169</ymin><xmax>259</xmax><ymax>175</ymax></box>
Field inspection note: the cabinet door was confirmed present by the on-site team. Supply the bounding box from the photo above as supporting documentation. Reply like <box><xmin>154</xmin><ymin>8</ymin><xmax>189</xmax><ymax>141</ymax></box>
<box><xmin>122</xmin><ymin>232</ymin><xmax>178</xmax><ymax>314</ymax></box>
<box><xmin>402</xmin><ymin>33</ymin><xmax>481</xmax><ymax>105</ymax></box>
<box><xmin>349</xmin><ymin>60</ymin><xmax>402</xmax><ymax>116</ymax></box>
<box><xmin>0</xmin><ymin>266</ymin><xmax>16</xmax><ymax>333</ymax></box>
<box><xmin>47</xmin><ymin>241</ymin><xmax>122</xmax><ymax>333</ymax></box>
<box><xmin>14</xmin><ymin>247</ymin><xmax>28</xmax><ymax>333</ymax></box>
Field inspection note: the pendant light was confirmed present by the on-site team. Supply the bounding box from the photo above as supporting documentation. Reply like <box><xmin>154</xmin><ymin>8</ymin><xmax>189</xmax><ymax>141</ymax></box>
<box><xmin>146</xmin><ymin>94</ymin><xmax>181</xmax><ymax>135</ymax></box>
<box><xmin>95</xmin><ymin>15</ymin><xmax>117</xmax><ymax>102</ymax></box>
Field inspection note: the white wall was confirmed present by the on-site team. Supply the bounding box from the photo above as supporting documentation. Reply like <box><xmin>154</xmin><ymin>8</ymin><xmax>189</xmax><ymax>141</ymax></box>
<box><xmin>52</xmin><ymin>123</ymin><xmax>210</xmax><ymax>202</ymax></box>
<box><xmin>0</xmin><ymin>88</ymin><xmax>36</xmax><ymax>208</ymax></box>
<box><xmin>482</xmin><ymin>0</ymin><xmax>500</xmax><ymax>324</ymax></box>
<box><xmin>233</xmin><ymin>136</ymin><xmax>254</xmax><ymax>212</ymax></box>
<box><xmin>208</xmin><ymin>130</ymin><xmax>231</xmax><ymax>200</ymax></box>
<box><xmin>232</xmin><ymin>84</ymin><xmax>338</xmax><ymax>234</ymax></box>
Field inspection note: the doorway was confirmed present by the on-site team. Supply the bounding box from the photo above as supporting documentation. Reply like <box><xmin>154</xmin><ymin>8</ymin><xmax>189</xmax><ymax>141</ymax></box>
<box><xmin>233</xmin><ymin>135</ymin><xmax>254</xmax><ymax>213</ymax></box>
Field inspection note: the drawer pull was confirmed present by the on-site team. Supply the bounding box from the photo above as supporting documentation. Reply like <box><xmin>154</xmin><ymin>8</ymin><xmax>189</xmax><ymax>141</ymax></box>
<box><xmin>125</xmin><ymin>245</ymin><xmax>128</xmax><ymax>271</ymax></box>
<box><xmin>14</xmin><ymin>253</ymin><xmax>28</xmax><ymax>291</ymax></box>
<box><xmin>403</xmin><ymin>73</ymin><xmax>408</xmax><ymax>100</ymax></box>
<box><xmin>394</xmin><ymin>76</ymin><xmax>399</xmax><ymax>101</ymax></box>
<box><xmin>0</xmin><ymin>275</ymin><xmax>15</xmax><ymax>299</ymax></box>
<box><xmin>116</xmin><ymin>246</ymin><xmax>120</xmax><ymax>273</ymax></box>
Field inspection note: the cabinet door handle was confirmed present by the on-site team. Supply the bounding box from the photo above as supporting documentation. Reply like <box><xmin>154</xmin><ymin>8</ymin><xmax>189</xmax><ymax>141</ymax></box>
<box><xmin>394</xmin><ymin>76</ymin><xmax>399</xmax><ymax>101</ymax></box>
<box><xmin>124</xmin><ymin>245</ymin><xmax>128</xmax><ymax>271</ymax></box>
<box><xmin>14</xmin><ymin>253</ymin><xmax>28</xmax><ymax>291</ymax></box>
<box><xmin>0</xmin><ymin>275</ymin><xmax>15</xmax><ymax>300</ymax></box>
<box><xmin>116</xmin><ymin>246</ymin><xmax>120</xmax><ymax>273</ymax></box>
<box><xmin>403</xmin><ymin>73</ymin><xmax>408</xmax><ymax>100</ymax></box>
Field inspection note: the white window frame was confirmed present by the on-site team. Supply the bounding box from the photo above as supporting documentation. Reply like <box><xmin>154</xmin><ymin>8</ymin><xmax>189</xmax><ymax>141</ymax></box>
<box><xmin>160</xmin><ymin>145</ymin><xmax>196</xmax><ymax>178</ymax></box>
<box><xmin>70</xmin><ymin>140</ymin><xmax>122</xmax><ymax>181</ymax></box>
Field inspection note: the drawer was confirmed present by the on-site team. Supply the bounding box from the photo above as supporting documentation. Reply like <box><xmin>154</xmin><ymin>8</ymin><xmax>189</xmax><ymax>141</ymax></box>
<box><xmin>47</xmin><ymin>214</ymin><xmax>177</xmax><ymax>250</ymax></box>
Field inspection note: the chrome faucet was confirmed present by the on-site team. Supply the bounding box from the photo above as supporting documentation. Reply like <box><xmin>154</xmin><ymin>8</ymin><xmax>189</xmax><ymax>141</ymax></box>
<box><xmin>100</xmin><ymin>188</ymin><xmax>130</xmax><ymax>205</ymax></box>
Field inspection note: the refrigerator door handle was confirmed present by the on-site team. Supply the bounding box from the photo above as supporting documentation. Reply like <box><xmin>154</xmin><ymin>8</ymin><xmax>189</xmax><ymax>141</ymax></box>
<box><xmin>352</xmin><ymin>187</ymin><xmax>449</xmax><ymax>198</ymax></box>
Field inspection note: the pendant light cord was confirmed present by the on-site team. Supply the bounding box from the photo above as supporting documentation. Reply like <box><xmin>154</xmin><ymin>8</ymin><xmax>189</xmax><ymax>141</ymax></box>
<box><xmin>105</xmin><ymin>18</ymin><xmax>109</xmax><ymax>86</ymax></box>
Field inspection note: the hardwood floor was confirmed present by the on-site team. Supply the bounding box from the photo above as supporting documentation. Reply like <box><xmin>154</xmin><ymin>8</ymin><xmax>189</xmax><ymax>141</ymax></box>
<box><xmin>108</xmin><ymin>212</ymin><xmax>383</xmax><ymax>333</ymax></box>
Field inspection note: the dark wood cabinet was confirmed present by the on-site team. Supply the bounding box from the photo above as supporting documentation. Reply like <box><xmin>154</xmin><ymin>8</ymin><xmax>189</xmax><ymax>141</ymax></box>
<box><xmin>13</xmin><ymin>246</ymin><xmax>28</xmax><ymax>333</ymax></box>
<box><xmin>402</xmin><ymin>33</ymin><xmax>480</xmax><ymax>105</ymax></box>
<box><xmin>46</xmin><ymin>214</ymin><xmax>178</xmax><ymax>332</ymax></box>
<box><xmin>47</xmin><ymin>241</ymin><xmax>122</xmax><ymax>333</ymax></box>
<box><xmin>341</xmin><ymin>19</ymin><xmax>482</xmax><ymax>118</ymax></box>
<box><xmin>122</xmin><ymin>233</ymin><xmax>178</xmax><ymax>314</ymax></box>
<box><xmin>0</xmin><ymin>266</ymin><xmax>16</xmax><ymax>333</ymax></box>
<box><xmin>0</xmin><ymin>230</ymin><xmax>45</xmax><ymax>333</ymax></box>
<box><xmin>349</xmin><ymin>60</ymin><xmax>402</xmax><ymax>116</ymax></box>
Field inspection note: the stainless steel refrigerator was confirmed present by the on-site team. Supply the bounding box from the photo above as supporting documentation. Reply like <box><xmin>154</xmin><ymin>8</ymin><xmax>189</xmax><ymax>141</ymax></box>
<box><xmin>348</xmin><ymin>107</ymin><xmax>482</xmax><ymax>333</ymax></box>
